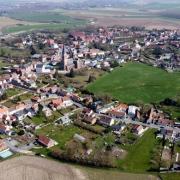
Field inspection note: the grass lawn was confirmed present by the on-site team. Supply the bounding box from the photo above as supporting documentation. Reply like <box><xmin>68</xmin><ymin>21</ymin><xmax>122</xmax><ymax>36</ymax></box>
<box><xmin>81</xmin><ymin>167</ymin><xmax>158</xmax><ymax>180</ymax></box>
<box><xmin>3</xmin><ymin>11</ymin><xmax>86</xmax><ymax>34</ymax></box>
<box><xmin>160</xmin><ymin>173</ymin><xmax>180</xmax><ymax>180</ymax></box>
<box><xmin>87</xmin><ymin>62</ymin><xmax>180</xmax><ymax>104</ymax></box>
<box><xmin>36</xmin><ymin>124</ymin><xmax>84</xmax><ymax>149</ymax></box>
<box><xmin>117</xmin><ymin>129</ymin><xmax>157</xmax><ymax>173</ymax></box>
<box><xmin>6</xmin><ymin>88</ymin><xmax>23</xmax><ymax>97</ymax></box>
<box><xmin>160</xmin><ymin>105</ymin><xmax>180</xmax><ymax>121</ymax></box>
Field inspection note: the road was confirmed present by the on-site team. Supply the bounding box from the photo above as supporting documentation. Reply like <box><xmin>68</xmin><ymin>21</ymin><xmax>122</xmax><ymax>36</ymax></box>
<box><xmin>96</xmin><ymin>113</ymin><xmax>180</xmax><ymax>133</ymax></box>
<box><xmin>73</xmin><ymin>100</ymin><xmax>180</xmax><ymax>133</ymax></box>
<box><xmin>5</xmin><ymin>139</ymin><xmax>34</xmax><ymax>155</ymax></box>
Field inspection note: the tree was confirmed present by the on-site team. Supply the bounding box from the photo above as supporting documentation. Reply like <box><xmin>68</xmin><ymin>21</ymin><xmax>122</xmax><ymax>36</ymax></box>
<box><xmin>99</xmin><ymin>94</ymin><xmax>112</xmax><ymax>104</ymax></box>
<box><xmin>12</xmin><ymin>121</ymin><xmax>19</xmax><ymax>127</ymax></box>
<box><xmin>30</xmin><ymin>46</ymin><xmax>37</xmax><ymax>55</ymax></box>
<box><xmin>0</xmin><ymin>48</ymin><xmax>6</xmax><ymax>56</ymax></box>
<box><xmin>153</xmin><ymin>46</ymin><xmax>162</xmax><ymax>57</ymax></box>
<box><xmin>69</xmin><ymin>68</ymin><xmax>75</xmax><ymax>78</ymax></box>
<box><xmin>38</xmin><ymin>42</ymin><xmax>45</xmax><ymax>50</ymax></box>
<box><xmin>18</xmin><ymin>129</ymin><xmax>25</xmax><ymax>136</ymax></box>
<box><xmin>88</xmin><ymin>75</ymin><xmax>96</xmax><ymax>83</ymax></box>
<box><xmin>0</xmin><ymin>92</ymin><xmax>7</xmax><ymax>101</ymax></box>
<box><xmin>110</xmin><ymin>60</ymin><xmax>119</xmax><ymax>68</ymax></box>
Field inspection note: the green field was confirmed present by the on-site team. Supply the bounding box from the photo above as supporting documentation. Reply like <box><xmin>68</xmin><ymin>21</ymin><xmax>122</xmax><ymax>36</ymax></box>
<box><xmin>36</xmin><ymin>124</ymin><xmax>84</xmax><ymax>149</ymax></box>
<box><xmin>87</xmin><ymin>63</ymin><xmax>180</xmax><ymax>104</ymax></box>
<box><xmin>160</xmin><ymin>173</ymin><xmax>180</xmax><ymax>180</ymax></box>
<box><xmin>3</xmin><ymin>11</ymin><xmax>86</xmax><ymax>34</ymax></box>
<box><xmin>3</xmin><ymin>23</ymin><xmax>83</xmax><ymax>34</ymax></box>
<box><xmin>117</xmin><ymin>129</ymin><xmax>157</xmax><ymax>172</ymax></box>
<box><xmin>7</xmin><ymin>11</ymin><xmax>85</xmax><ymax>24</ymax></box>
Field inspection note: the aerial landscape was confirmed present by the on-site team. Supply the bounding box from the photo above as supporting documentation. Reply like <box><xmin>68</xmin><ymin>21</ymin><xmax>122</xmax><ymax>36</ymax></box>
<box><xmin>0</xmin><ymin>0</ymin><xmax>180</xmax><ymax>180</ymax></box>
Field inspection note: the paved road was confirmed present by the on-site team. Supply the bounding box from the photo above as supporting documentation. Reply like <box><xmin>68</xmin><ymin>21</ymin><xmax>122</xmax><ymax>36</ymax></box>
<box><xmin>5</xmin><ymin>139</ymin><xmax>34</xmax><ymax>155</ymax></box>
<box><xmin>73</xmin><ymin>100</ymin><xmax>180</xmax><ymax>133</ymax></box>
<box><xmin>97</xmin><ymin>113</ymin><xmax>180</xmax><ymax>133</ymax></box>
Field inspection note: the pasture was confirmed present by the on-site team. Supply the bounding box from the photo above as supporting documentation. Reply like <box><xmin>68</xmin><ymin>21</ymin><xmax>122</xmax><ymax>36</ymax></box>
<box><xmin>87</xmin><ymin>62</ymin><xmax>180</xmax><ymax>104</ymax></box>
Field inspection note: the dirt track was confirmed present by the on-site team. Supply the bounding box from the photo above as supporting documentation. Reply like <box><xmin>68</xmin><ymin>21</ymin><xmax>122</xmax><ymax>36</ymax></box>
<box><xmin>0</xmin><ymin>156</ymin><xmax>87</xmax><ymax>180</ymax></box>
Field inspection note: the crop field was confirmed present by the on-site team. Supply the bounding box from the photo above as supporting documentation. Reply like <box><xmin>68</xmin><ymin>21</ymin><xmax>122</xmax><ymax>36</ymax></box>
<box><xmin>87</xmin><ymin>62</ymin><xmax>180</xmax><ymax>104</ymax></box>
<box><xmin>3</xmin><ymin>23</ymin><xmax>82</xmax><ymax>34</ymax></box>
<box><xmin>7</xmin><ymin>11</ymin><xmax>86</xmax><ymax>24</ymax></box>
<box><xmin>0</xmin><ymin>156</ymin><xmax>159</xmax><ymax>180</ymax></box>
<box><xmin>0</xmin><ymin>16</ymin><xmax>30</xmax><ymax>32</ymax></box>
<box><xmin>61</xmin><ymin>8</ymin><xmax>180</xmax><ymax>29</ymax></box>
<box><xmin>2</xmin><ymin>11</ymin><xmax>86</xmax><ymax>34</ymax></box>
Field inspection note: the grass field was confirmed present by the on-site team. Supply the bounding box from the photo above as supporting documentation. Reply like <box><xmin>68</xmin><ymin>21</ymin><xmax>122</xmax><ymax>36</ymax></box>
<box><xmin>0</xmin><ymin>16</ymin><xmax>30</xmax><ymax>32</ymax></box>
<box><xmin>7</xmin><ymin>11</ymin><xmax>85</xmax><ymax>24</ymax></box>
<box><xmin>117</xmin><ymin>129</ymin><xmax>157</xmax><ymax>172</ymax></box>
<box><xmin>61</xmin><ymin>8</ymin><xmax>180</xmax><ymax>29</ymax></box>
<box><xmin>36</xmin><ymin>124</ymin><xmax>84</xmax><ymax>149</ymax></box>
<box><xmin>87</xmin><ymin>62</ymin><xmax>180</xmax><ymax>104</ymax></box>
<box><xmin>2</xmin><ymin>11</ymin><xmax>86</xmax><ymax>34</ymax></box>
<box><xmin>3</xmin><ymin>23</ymin><xmax>83</xmax><ymax>34</ymax></box>
<box><xmin>160</xmin><ymin>173</ymin><xmax>180</xmax><ymax>180</ymax></box>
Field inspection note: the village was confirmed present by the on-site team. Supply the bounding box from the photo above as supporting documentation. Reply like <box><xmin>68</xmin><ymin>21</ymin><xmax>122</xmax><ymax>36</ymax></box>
<box><xmin>0</xmin><ymin>26</ymin><xmax>180</xmax><ymax>172</ymax></box>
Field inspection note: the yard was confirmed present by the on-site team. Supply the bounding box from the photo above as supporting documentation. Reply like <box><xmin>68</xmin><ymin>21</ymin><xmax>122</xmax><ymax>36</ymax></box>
<box><xmin>36</xmin><ymin>124</ymin><xmax>85</xmax><ymax>150</ymax></box>
<box><xmin>87</xmin><ymin>62</ymin><xmax>180</xmax><ymax>104</ymax></box>
<box><xmin>6</xmin><ymin>88</ymin><xmax>23</xmax><ymax>98</ymax></box>
<box><xmin>117</xmin><ymin>129</ymin><xmax>158</xmax><ymax>172</ymax></box>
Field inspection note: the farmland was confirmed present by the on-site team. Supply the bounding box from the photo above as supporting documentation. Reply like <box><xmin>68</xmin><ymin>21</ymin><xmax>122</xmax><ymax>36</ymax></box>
<box><xmin>0</xmin><ymin>16</ymin><xmax>31</xmax><ymax>33</ymax></box>
<box><xmin>0</xmin><ymin>156</ymin><xmax>159</xmax><ymax>180</ymax></box>
<box><xmin>2</xmin><ymin>11</ymin><xmax>86</xmax><ymax>34</ymax></box>
<box><xmin>61</xmin><ymin>8</ymin><xmax>180</xmax><ymax>29</ymax></box>
<box><xmin>87</xmin><ymin>62</ymin><xmax>180</xmax><ymax>104</ymax></box>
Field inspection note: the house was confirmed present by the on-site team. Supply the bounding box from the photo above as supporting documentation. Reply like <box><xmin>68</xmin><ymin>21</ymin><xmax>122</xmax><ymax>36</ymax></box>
<box><xmin>82</xmin><ymin>108</ymin><xmax>94</xmax><ymax>116</ymax></box>
<box><xmin>42</xmin><ymin>107</ymin><xmax>52</xmax><ymax>117</ymax></box>
<box><xmin>58</xmin><ymin>115</ymin><xmax>71</xmax><ymax>125</ymax></box>
<box><xmin>107</xmin><ymin>111</ymin><xmax>125</xmax><ymax>119</ymax></box>
<box><xmin>128</xmin><ymin>105</ymin><xmax>140</xmax><ymax>118</ymax></box>
<box><xmin>0</xmin><ymin>124</ymin><xmax>10</xmax><ymax>134</ymax></box>
<box><xmin>112</xmin><ymin>124</ymin><xmax>126</xmax><ymax>135</ymax></box>
<box><xmin>113</xmin><ymin>104</ymin><xmax>128</xmax><ymax>112</ymax></box>
<box><xmin>96</xmin><ymin>103</ymin><xmax>114</xmax><ymax>114</ymax></box>
<box><xmin>9</xmin><ymin>103</ymin><xmax>27</xmax><ymax>115</ymax></box>
<box><xmin>0</xmin><ymin>139</ymin><xmax>7</xmax><ymax>151</ymax></box>
<box><xmin>37</xmin><ymin>135</ymin><xmax>57</xmax><ymax>148</ymax></box>
<box><xmin>36</xmin><ymin>64</ymin><xmax>51</xmax><ymax>74</ymax></box>
<box><xmin>98</xmin><ymin>116</ymin><xmax>115</xmax><ymax>127</ymax></box>
<box><xmin>0</xmin><ymin>106</ymin><xmax>9</xmax><ymax>119</ymax></box>
<box><xmin>62</xmin><ymin>96</ymin><xmax>73</xmax><ymax>107</ymax></box>
<box><xmin>14</xmin><ymin>110</ymin><xmax>27</xmax><ymax>121</ymax></box>
<box><xmin>83</xmin><ymin>114</ymin><xmax>97</xmax><ymax>125</ymax></box>
<box><xmin>131</xmin><ymin>125</ymin><xmax>148</xmax><ymax>136</ymax></box>
<box><xmin>51</xmin><ymin>98</ymin><xmax>63</xmax><ymax>110</ymax></box>
<box><xmin>157</xmin><ymin>118</ymin><xmax>174</xmax><ymax>127</ymax></box>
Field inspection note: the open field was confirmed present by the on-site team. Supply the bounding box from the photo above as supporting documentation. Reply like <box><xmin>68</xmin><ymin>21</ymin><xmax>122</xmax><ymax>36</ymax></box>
<box><xmin>0</xmin><ymin>156</ymin><xmax>159</xmax><ymax>180</ymax></box>
<box><xmin>118</xmin><ymin>129</ymin><xmax>158</xmax><ymax>172</ymax></box>
<box><xmin>61</xmin><ymin>8</ymin><xmax>180</xmax><ymax>29</ymax></box>
<box><xmin>2</xmin><ymin>11</ymin><xmax>86</xmax><ymax>34</ymax></box>
<box><xmin>160</xmin><ymin>173</ymin><xmax>180</xmax><ymax>180</ymax></box>
<box><xmin>87</xmin><ymin>62</ymin><xmax>180</xmax><ymax>104</ymax></box>
<box><xmin>0</xmin><ymin>156</ymin><xmax>87</xmax><ymax>180</ymax></box>
<box><xmin>3</xmin><ymin>23</ymin><xmax>82</xmax><ymax>34</ymax></box>
<box><xmin>0</xmin><ymin>16</ymin><xmax>35</xmax><ymax>33</ymax></box>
